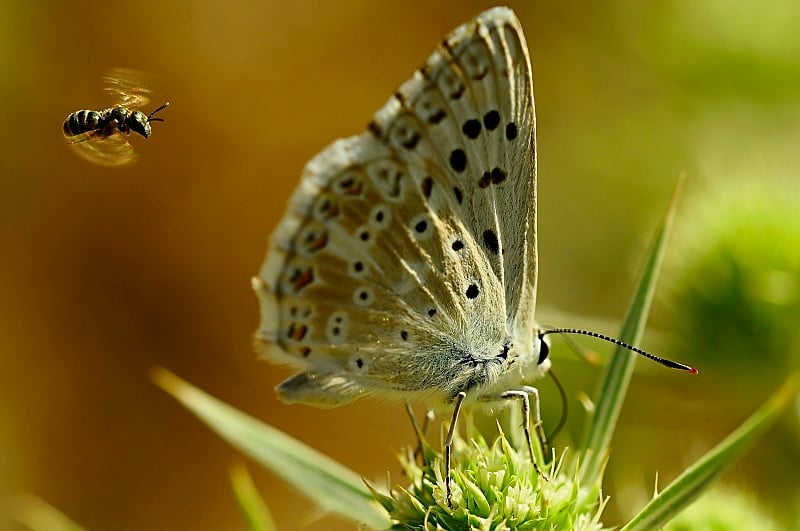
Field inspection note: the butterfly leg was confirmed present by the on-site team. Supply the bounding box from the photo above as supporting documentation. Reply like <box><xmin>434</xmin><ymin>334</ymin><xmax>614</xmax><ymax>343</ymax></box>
<box><xmin>444</xmin><ymin>391</ymin><xmax>466</xmax><ymax>507</ymax></box>
<box><xmin>421</xmin><ymin>409</ymin><xmax>435</xmax><ymax>436</ymax></box>
<box><xmin>405</xmin><ymin>403</ymin><xmax>435</xmax><ymax>465</ymax></box>
<box><xmin>521</xmin><ymin>384</ymin><xmax>550</xmax><ymax>459</ymax></box>
<box><xmin>500</xmin><ymin>387</ymin><xmax>549</xmax><ymax>479</ymax></box>
<box><xmin>417</xmin><ymin>409</ymin><xmax>435</xmax><ymax>463</ymax></box>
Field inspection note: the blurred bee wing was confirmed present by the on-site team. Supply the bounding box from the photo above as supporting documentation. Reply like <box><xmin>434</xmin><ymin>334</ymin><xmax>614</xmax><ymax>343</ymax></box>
<box><xmin>67</xmin><ymin>131</ymin><xmax>138</xmax><ymax>167</ymax></box>
<box><xmin>102</xmin><ymin>68</ymin><xmax>152</xmax><ymax>109</ymax></box>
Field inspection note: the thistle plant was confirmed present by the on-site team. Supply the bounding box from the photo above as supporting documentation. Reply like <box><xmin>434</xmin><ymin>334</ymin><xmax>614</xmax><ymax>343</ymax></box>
<box><xmin>371</xmin><ymin>425</ymin><xmax>607</xmax><ymax>531</ymax></box>
<box><xmin>147</xmin><ymin>184</ymin><xmax>797</xmax><ymax>530</ymax></box>
<box><xmin>145</xmin><ymin>361</ymin><xmax>797</xmax><ymax>530</ymax></box>
<box><xmin>16</xmin><ymin>186</ymin><xmax>799</xmax><ymax>530</ymax></box>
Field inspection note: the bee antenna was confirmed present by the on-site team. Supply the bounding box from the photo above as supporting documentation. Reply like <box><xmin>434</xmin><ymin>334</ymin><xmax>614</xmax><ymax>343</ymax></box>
<box><xmin>148</xmin><ymin>101</ymin><xmax>170</xmax><ymax>122</ymax></box>
<box><xmin>539</xmin><ymin>328</ymin><xmax>698</xmax><ymax>374</ymax></box>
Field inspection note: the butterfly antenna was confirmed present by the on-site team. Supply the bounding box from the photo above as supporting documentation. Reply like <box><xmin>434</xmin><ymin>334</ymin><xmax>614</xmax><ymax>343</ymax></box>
<box><xmin>148</xmin><ymin>101</ymin><xmax>170</xmax><ymax>123</ymax></box>
<box><xmin>551</xmin><ymin>327</ymin><xmax>601</xmax><ymax>366</ymax></box>
<box><xmin>546</xmin><ymin>369</ymin><xmax>568</xmax><ymax>442</ymax></box>
<box><xmin>540</xmin><ymin>328</ymin><xmax>698</xmax><ymax>374</ymax></box>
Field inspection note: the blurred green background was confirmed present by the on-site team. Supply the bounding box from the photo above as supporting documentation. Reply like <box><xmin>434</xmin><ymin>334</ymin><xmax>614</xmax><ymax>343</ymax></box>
<box><xmin>1</xmin><ymin>0</ymin><xmax>798</xmax><ymax>529</ymax></box>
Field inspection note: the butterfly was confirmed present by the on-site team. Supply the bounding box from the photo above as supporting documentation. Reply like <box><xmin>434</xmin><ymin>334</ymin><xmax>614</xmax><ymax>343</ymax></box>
<box><xmin>252</xmin><ymin>6</ymin><xmax>544</xmax><ymax>501</ymax></box>
<box><xmin>251</xmin><ymin>6</ymin><xmax>694</xmax><ymax>505</ymax></box>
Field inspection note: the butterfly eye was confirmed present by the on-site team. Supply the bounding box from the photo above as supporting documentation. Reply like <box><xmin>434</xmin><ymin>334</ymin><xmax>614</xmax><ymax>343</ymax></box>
<box><xmin>537</xmin><ymin>335</ymin><xmax>550</xmax><ymax>365</ymax></box>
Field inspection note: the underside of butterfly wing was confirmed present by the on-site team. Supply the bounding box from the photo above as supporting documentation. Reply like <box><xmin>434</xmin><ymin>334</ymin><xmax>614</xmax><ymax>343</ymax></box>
<box><xmin>253</xmin><ymin>7</ymin><xmax>542</xmax><ymax>408</ymax></box>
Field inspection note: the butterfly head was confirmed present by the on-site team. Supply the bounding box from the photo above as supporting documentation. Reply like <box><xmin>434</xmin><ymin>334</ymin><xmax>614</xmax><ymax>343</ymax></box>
<box><xmin>450</xmin><ymin>334</ymin><xmax>552</xmax><ymax>401</ymax></box>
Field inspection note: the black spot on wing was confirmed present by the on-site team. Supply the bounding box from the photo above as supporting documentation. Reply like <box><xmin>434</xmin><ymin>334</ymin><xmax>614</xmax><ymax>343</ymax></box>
<box><xmin>482</xmin><ymin>229</ymin><xmax>499</xmax><ymax>255</ymax></box>
<box><xmin>421</xmin><ymin>176</ymin><xmax>433</xmax><ymax>199</ymax></box>
<box><xmin>462</xmin><ymin>119</ymin><xmax>481</xmax><ymax>139</ymax></box>
<box><xmin>449</xmin><ymin>149</ymin><xmax>467</xmax><ymax>173</ymax></box>
<box><xmin>483</xmin><ymin>110</ymin><xmax>500</xmax><ymax>131</ymax></box>
<box><xmin>506</xmin><ymin>122</ymin><xmax>518</xmax><ymax>140</ymax></box>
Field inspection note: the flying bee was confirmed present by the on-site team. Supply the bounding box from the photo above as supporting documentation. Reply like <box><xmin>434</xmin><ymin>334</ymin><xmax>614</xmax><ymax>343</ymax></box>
<box><xmin>63</xmin><ymin>68</ymin><xmax>170</xmax><ymax>167</ymax></box>
<box><xmin>63</xmin><ymin>102</ymin><xmax>169</xmax><ymax>141</ymax></box>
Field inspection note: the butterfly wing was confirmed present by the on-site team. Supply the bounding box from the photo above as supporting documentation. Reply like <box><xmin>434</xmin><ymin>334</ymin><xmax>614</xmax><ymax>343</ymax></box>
<box><xmin>254</xmin><ymin>7</ymin><xmax>540</xmax><ymax>407</ymax></box>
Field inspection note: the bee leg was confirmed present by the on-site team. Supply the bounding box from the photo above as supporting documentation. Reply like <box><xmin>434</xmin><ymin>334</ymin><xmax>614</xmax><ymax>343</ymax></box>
<box><xmin>444</xmin><ymin>391</ymin><xmax>466</xmax><ymax>508</ymax></box>
<box><xmin>500</xmin><ymin>388</ymin><xmax>549</xmax><ymax>480</ymax></box>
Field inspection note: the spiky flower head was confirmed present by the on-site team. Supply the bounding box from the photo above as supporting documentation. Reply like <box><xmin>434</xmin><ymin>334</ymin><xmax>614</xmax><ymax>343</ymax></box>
<box><xmin>370</xmin><ymin>422</ymin><xmax>608</xmax><ymax>531</ymax></box>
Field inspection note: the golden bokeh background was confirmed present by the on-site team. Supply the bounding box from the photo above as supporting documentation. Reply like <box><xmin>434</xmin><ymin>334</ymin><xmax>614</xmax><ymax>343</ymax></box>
<box><xmin>2</xmin><ymin>1</ymin><xmax>799</xmax><ymax>529</ymax></box>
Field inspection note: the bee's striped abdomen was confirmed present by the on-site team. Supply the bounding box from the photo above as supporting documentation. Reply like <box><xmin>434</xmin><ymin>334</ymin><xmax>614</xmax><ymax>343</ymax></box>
<box><xmin>62</xmin><ymin>110</ymin><xmax>103</xmax><ymax>137</ymax></box>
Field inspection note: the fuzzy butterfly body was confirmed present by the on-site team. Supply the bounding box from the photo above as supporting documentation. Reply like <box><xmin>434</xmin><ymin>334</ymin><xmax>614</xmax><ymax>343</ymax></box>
<box><xmin>253</xmin><ymin>7</ymin><xmax>548</xmax><ymax>410</ymax></box>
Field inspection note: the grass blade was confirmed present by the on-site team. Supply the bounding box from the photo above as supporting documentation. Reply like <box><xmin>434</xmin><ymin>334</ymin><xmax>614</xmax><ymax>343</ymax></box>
<box><xmin>230</xmin><ymin>463</ymin><xmax>277</xmax><ymax>531</ymax></box>
<box><xmin>11</xmin><ymin>494</ymin><xmax>87</xmax><ymax>531</ymax></box>
<box><xmin>621</xmin><ymin>374</ymin><xmax>800</xmax><ymax>531</ymax></box>
<box><xmin>152</xmin><ymin>367</ymin><xmax>391</xmax><ymax>530</ymax></box>
<box><xmin>580</xmin><ymin>178</ymin><xmax>685</xmax><ymax>484</ymax></box>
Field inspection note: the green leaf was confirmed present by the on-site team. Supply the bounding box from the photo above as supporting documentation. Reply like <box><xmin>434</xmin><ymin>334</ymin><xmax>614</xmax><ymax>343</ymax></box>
<box><xmin>152</xmin><ymin>368</ymin><xmax>391</xmax><ymax>530</ymax></box>
<box><xmin>621</xmin><ymin>374</ymin><xmax>800</xmax><ymax>531</ymax></box>
<box><xmin>11</xmin><ymin>494</ymin><xmax>87</xmax><ymax>531</ymax></box>
<box><xmin>580</xmin><ymin>178</ymin><xmax>688</xmax><ymax>484</ymax></box>
<box><xmin>230</xmin><ymin>463</ymin><xmax>277</xmax><ymax>531</ymax></box>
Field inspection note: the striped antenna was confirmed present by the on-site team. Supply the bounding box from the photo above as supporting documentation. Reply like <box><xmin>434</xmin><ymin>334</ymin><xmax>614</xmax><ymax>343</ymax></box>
<box><xmin>539</xmin><ymin>328</ymin><xmax>698</xmax><ymax>374</ymax></box>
